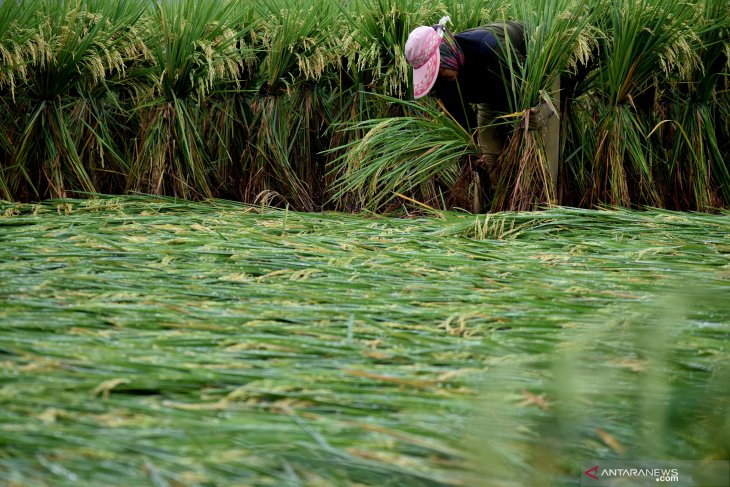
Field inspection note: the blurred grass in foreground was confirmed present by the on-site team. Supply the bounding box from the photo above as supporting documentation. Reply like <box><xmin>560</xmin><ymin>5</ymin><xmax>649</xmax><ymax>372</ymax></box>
<box><xmin>0</xmin><ymin>197</ymin><xmax>728</xmax><ymax>486</ymax></box>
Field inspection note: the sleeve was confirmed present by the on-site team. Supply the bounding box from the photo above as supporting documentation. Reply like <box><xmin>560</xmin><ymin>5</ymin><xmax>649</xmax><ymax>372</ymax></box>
<box><xmin>503</xmin><ymin>22</ymin><xmax>526</xmax><ymax>60</ymax></box>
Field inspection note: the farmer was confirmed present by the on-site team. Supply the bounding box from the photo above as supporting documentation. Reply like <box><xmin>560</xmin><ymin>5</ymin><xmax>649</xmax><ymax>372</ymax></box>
<box><xmin>404</xmin><ymin>17</ymin><xmax>560</xmax><ymax>197</ymax></box>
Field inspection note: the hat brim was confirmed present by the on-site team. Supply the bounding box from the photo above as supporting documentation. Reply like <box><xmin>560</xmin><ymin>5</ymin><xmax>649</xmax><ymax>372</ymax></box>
<box><xmin>412</xmin><ymin>48</ymin><xmax>440</xmax><ymax>99</ymax></box>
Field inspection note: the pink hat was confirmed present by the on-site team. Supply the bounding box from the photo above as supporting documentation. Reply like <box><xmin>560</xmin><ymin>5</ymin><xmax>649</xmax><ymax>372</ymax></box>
<box><xmin>405</xmin><ymin>26</ymin><xmax>442</xmax><ymax>99</ymax></box>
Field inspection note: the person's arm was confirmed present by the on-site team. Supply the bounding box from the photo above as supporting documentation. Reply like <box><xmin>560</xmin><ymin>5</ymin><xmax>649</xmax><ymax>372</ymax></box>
<box><xmin>477</xmin><ymin>22</ymin><xmax>526</xmax><ymax>65</ymax></box>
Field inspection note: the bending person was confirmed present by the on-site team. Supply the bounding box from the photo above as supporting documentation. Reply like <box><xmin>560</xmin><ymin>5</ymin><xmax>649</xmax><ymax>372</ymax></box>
<box><xmin>405</xmin><ymin>18</ymin><xmax>560</xmax><ymax>198</ymax></box>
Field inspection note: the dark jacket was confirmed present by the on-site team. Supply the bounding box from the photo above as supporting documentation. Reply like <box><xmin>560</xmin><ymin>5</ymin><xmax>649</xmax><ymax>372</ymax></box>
<box><xmin>433</xmin><ymin>22</ymin><xmax>526</xmax><ymax>130</ymax></box>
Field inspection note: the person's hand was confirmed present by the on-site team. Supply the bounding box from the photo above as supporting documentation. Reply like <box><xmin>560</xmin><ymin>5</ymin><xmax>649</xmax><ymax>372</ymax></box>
<box><xmin>522</xmin><ymin>102</ymin><xmax>555</xmax><ymax>131</ymax></box>
<box><xmin>473</xmin><ymin>153</ymin><xmax>497</xmax><ymax>169</ymax></box>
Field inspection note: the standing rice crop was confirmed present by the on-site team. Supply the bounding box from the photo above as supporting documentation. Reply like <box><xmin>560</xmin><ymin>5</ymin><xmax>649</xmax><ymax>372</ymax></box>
<box><xmin>0</xmin><ymin>0</ymin><xmax>727</xmax><ymax>211</ymax></box>
<box><xmin>3</xmin><ymin>0</ymin><xmax>145</xmax><ymax>200</ymax></box>
<box><xmin>586</xmin><ymin>0</ymin><xmax>702</xmax><ymax>207</ymax></box>
<box><xmin>651</xmin><ymin>0</ymin><xmax>730</xmax><ymax>210</ymax></box>
<box><xmin>126</xmin><ymin>0</ymin><xmax>248</xmax><ymax>200</ymax></box>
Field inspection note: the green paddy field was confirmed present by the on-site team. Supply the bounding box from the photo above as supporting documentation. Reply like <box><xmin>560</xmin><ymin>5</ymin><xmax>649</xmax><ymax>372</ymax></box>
<box><xmin>1</xmin><ymin>197</ymin><xmax>728</xmax><ymax>486</ymax></box>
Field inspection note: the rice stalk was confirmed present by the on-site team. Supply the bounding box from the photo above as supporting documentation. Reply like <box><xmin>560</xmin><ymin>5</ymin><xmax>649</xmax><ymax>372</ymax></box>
<box><xmin>329</xmin><ymin>95</ymin><xmax>480</xmax><ymax>212</ymax></box>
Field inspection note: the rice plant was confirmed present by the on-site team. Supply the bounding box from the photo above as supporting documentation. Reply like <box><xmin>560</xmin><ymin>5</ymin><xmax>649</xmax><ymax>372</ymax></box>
<box><xmin>651</xmin><ymin>0</ymin><xmax>730</xmax><ymax>210</ymax></box>
<box><xmin>0</xmin><ymin>0</ymin><xmax>39</xmax><ymax>98</ymax></box>
<box><xmin>587</xmin><ymin>0</ymin><xmax>703</xmax><ymax>207</ymax></box>
<box><xmin>487</xmin><ymin>0</ymin><xmax>600</xmax><ymax>211</ymax></box>
<box><xmin>243</xmin><ymin>0</ymin><xmax>343</xmax><ymax>210</ymax></box>
<box><xmin>329</xmin><ymin>96</ymin><xmax>481</xmax><ymax>212</ymax></box>
<box><xmin>256</xmin><ymin>0</ymin><xmax>342</xmax><ymax>91</ymax></box>
<box><xmin>3</xmin><ymin>0</ymin><xmax>145</xmax><ymax>200</ymax></box>
<box><xmin>0</xmin><ymin>0</ymin><xmax>39</xmax><ymax>199</ymax></box>
<box><xmin>126</xmin><ymin>0</ymin><xmax>248</xmax><ymax>199</ymax></box>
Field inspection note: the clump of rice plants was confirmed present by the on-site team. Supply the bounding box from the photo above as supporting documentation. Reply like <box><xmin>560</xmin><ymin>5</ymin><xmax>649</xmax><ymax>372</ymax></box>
<box><xmin>0</xmin><ymin>0</ymin><xmax>41</xmax><ymax>199</ymax></box>
<box><xmin>329</xmin><ymin>95</ymin><xmax>480</xmax><ymax>211</ymax></box>
<box><xmin>245</xmin><ymin>0</ymin><xmax>343</xmax><ymax>210</ymax></box>
<box><xmin>651</xmin><ymin>0</ymin><xmax>730</xmax><ymax>210</ymax></box>
<box><xmin>2</xmin><ymin>0</ymin><xmax>145</xmax><ymax>200</ymax></box>
<box><xmin>126</xmin><ymin>0</ymin><xmax>249</xmax><ymax>200</ymax></box>
<box><xmin>492</xmin><ymin>0</ymin><xmax>600</xmax><ymax>211</ymax></box>
<box><xmin>586</xmin><ymin>0</ymin><xmax>704</xmax><ymax>207</ymax></box>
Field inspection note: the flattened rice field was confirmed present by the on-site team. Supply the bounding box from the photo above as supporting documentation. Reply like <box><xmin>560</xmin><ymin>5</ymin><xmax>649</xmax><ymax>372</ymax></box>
<box><xmin>1</xmin><ymin>197</ymin><xmax>728</xmax><ymax>486</ymax></box>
